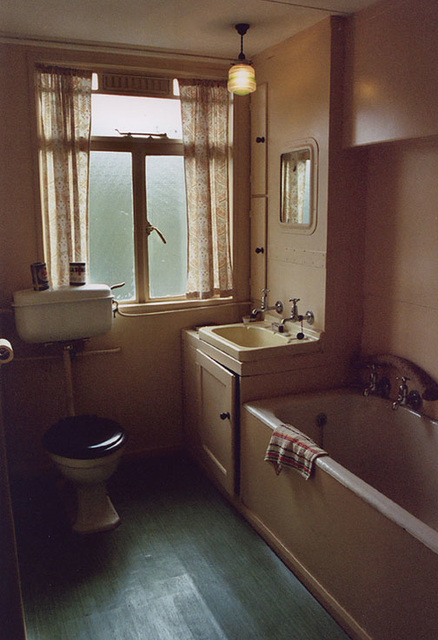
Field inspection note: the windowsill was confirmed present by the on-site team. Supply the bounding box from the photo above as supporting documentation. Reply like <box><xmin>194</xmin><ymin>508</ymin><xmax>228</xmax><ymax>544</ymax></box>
<box><xmin>117</xmin><ymin>297</ymin><xmax>249</xmax><ymax>316</ymax></box>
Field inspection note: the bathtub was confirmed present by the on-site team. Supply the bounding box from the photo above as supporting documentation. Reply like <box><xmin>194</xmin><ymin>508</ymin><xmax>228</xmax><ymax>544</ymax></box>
<box><xmin>240</xmin><ymin>388</ymin><xmax>438</xmax><ymax>640</ymax></box>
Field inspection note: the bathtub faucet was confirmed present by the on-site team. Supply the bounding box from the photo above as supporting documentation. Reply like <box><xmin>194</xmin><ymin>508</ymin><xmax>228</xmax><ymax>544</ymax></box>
<box><xmin>392</xmin><ymin>376</ymin><xmax>410</xmax><ymax>410</ymax></box>
<box><xmin>392</xmin><ymin>376</ymin><xmax>422</xmax><ymax>411</ymax></box>
<box><xmin>363</xmin><ymin>364</ymin><xmax>378</xmax><ymax>397</ymax></box>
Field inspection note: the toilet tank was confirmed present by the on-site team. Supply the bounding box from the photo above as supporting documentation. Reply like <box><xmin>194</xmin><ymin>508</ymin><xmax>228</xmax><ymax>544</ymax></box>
<box><xmin>13</xmin><ymin>285</ymin><xmax>114</xmax><ymax>343</ymax></box>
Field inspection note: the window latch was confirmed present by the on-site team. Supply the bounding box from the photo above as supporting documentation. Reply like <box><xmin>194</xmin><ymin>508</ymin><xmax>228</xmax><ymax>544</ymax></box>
<box><xmin>145</xmin><ymin>223</ymin><xmax>167</xmax><ymax>244</ymax></box>
<box><xmin>115</xmin><ymin>129</ymin><xmax>168</xmax><ymax>139</ymax></box>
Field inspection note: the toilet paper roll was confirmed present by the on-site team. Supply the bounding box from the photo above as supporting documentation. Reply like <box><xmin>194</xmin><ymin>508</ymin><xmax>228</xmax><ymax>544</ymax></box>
<box><xmin>0</xmin><ymin>339</ymin><xmax>14</xmax><ymax>364</ymax></box>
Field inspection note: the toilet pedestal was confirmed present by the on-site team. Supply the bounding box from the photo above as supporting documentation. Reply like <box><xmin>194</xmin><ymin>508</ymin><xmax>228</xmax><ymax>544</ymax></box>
<box><xmin>73</xmin><ymin>482</ymin><xmax>121</xmax><ymax>534</ymax></box>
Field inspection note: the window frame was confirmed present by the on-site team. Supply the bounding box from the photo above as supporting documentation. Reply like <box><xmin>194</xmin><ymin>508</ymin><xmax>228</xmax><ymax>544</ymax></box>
<box><xmin>28</xmin><ymin>56</ymin><xmax>248</xmax><ymax>312</ymax></box>
<box><xmin>90</xmin><ymin>134</ymin><xmax>186</xmax><ymax>303</ymax></box>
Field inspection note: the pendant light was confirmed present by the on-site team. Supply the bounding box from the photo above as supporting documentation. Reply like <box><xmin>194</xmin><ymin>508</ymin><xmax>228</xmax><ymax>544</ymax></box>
<box><xmin>227</xmin><ymin>23</ymin><xmax>256</xmax><ymax>96</ymax></box>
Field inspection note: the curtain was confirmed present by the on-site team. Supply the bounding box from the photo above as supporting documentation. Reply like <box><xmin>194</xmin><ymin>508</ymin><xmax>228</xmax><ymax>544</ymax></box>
<box><xmin>36</xmin><ymin>65</ymin><xmax>92</xmax><ymax>288</ymax></box>
<box><xmin>178</xmin><ymin>79</ymin><xmax>233</xmax><ymax>299</ymax></box>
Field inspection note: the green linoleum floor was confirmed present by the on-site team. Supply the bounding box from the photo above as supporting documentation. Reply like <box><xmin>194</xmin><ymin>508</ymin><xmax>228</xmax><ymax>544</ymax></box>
<box><xmin>11</xmin><ymin>455</ymin><xmax>351</xmax><ymax>640</ymax></box>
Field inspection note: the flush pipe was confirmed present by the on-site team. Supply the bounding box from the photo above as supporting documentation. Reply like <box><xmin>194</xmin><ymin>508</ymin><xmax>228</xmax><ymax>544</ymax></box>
<box><xmin>62</xmin><ymin>344</ymin><xmax>75</xmax><ymax>417</ymax></box>
<box><xmin>13</xmin><ymin>344</ymin><xmax>121</xmax><ymax>418</ymax></box>
<box><xmin>61</xmin><ymin>343</ymin><xmax>122</xmax><ymax>418</ymax></box>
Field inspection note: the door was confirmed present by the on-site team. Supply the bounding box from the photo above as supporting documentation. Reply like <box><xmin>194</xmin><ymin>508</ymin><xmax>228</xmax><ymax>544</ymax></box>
<box><xmin>0</xmin><ymin>344</ymin><xmax>27</xmax><ymax>639</ymax></box>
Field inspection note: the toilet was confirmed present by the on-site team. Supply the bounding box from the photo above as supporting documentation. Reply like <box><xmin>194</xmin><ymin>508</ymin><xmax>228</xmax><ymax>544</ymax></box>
<box><xmin>43</xmin><ymin>415</ymin><xmax>128</xmax><ymax>533</ymax></box>
<box><xmin>12</xmin><ymin>284</ymin><xmax>128</xmax><ymax>534</ymax></box>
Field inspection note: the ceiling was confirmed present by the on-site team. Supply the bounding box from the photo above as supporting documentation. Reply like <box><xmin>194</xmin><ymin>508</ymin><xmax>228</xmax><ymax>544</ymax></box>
<box><xmin>1</xmin><ymin>0</ymin><xmax>378</xmax><ymax>60</ymax></box>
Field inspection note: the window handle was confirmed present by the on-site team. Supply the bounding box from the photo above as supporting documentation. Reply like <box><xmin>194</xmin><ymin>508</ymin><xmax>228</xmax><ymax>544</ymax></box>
<box><xmin>145</xmin><ymin>223</ymin><xmax>167</xmax><ymax>244</ymax></box>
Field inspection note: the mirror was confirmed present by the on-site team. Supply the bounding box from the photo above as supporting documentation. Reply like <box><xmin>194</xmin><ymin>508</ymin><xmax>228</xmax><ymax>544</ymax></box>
<box><xmin>280</xmin><ymin>138</ymin><xmax>317</xmax><ymax>234</ymax></box>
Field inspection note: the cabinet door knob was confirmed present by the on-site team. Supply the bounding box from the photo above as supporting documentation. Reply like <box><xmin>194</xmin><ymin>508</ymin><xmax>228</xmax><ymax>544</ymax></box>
<box><xmin>255</xmin><ymin>247</ymin><xmax>264</xmax><ymax>254</ymax></box>
<box><xmin>220</xmin><ymin>412</ymin><xmax>231</xmax><ymax>420</ymax></box>
<box><xmin>256</xmin><ymin>136</ymin><xmax>265</xmax><ymax>143</ymax></box>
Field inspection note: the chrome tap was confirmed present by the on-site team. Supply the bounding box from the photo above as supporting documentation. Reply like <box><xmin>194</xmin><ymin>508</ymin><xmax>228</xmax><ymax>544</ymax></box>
<box><xmin>394</xmin><ymin>376</ymin><xmax>409</xmax><ymax>407</ymax></box>
<box><xmin>392</xmin><ymin>376</ymin><xmax>410</xmax><ymax>410</ymax></box>
<box><xmin>363</xmin><ymin>364</ymin><xmax>378</xmax><ymax>397</ymax></box>
<box><xmin>392</xmin><ymin>376</ymin><xmax>423</xmax><ymax>411</ymax></box>
<box><xmin>250</xmin><ymin>288</ymin><xmax>283</xmax><ymax>320</ymax></box>
<box><xmin>280</xmin><ymin>298</ymin><xmax>301</xmax><ymax>327</ymax></box>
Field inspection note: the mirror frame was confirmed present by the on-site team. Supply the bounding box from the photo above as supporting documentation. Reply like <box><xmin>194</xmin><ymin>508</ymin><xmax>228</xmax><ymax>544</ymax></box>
<box><xmin>279</xmin><ymin>137</ymin><xmax>318</xmax><ymax>235</ymax></box>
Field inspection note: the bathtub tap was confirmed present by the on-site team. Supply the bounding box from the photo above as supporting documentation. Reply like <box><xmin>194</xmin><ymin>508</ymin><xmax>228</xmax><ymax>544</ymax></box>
<box><xmin>392</xmin><ymin>376</ymin><xmax>422</xmax><ymax>411</ymax></box>
<box><xmin>363</xmin><ymin>364</ymin><xmax>378</xmax><ymax>396</ymax></box>
<box><xmin>363</xmin><ymin>364</ymin><xmax>391</xmax><ymax>398</ymax></box>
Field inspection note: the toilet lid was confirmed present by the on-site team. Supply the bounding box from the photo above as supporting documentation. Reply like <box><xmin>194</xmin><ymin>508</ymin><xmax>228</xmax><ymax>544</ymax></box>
<box><xmin>43</xmin><ymin>415</ymin><xmax>128</xmax><ymax>459</ymax></box>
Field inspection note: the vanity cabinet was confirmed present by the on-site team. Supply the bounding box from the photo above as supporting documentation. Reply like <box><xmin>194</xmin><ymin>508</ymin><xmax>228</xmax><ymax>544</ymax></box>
<box><xmin>182</xmin><ymin>330</ymin><xmax>237</xmax><ymax>496</ymax></box>
<box><xmin>181</xmin><ymin>327</ymin><xmax>335</xmax><ymax>497</ymax></box>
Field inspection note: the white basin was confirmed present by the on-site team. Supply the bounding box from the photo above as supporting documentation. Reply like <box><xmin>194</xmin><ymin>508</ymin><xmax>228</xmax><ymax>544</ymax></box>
<box><xmin>198</xmin><ymin>321</ymin><xmax>320</xmax><ymax>362</ymax></box>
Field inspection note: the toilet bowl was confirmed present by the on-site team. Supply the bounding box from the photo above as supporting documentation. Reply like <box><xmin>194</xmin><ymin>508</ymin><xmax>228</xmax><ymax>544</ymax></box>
<box><xmin>43</xmin><ymin>415</ymin><xmax>128</xmax><ymax>534</ymax></box>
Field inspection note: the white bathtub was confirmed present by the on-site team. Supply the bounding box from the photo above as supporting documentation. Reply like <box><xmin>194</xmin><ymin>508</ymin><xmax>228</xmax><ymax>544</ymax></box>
<box><xmin>241</xmin><ymin>388</ymin><xmax>438</xmax><ymax>640</ymax></box>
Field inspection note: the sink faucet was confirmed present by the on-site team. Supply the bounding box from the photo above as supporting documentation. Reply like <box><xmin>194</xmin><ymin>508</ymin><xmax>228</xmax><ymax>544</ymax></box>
<box><xmin>280</xmin><ymin>298</ymin><xmax>301</xmax><ymax>326</ymax></box>
<box><xmin>250</xmin><ymin>288</ymin><xmax>283</xmax><ymax>320</ymax></box>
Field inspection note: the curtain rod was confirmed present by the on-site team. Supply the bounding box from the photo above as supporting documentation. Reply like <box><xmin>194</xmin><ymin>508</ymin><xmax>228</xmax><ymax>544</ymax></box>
<box><xmin>0</xmin><ymin>32</ymin><xmax>232</xmax><ymax>64</ymax></box>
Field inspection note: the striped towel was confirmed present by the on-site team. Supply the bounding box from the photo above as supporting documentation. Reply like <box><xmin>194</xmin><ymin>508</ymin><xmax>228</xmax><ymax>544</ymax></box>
<box><xmin>264</xmin><ymin>424</ymin><xmax>327</xmax><ymax>480</ymax></box>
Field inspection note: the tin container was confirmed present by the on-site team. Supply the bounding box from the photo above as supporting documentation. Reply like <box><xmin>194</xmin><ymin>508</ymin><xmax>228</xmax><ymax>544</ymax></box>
<box><xmin>69</xmin><ymin>262</ymin><xmax>86</xmax><ymax>286</ymax></box>
<box><xmin>30</xmin><ymin>262</ymin><xmax>49</xmax><ymax>291</ymax></box>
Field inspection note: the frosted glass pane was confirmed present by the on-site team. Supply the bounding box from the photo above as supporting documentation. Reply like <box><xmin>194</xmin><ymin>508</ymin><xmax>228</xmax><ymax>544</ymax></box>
<box><xmin>146</xmin><ymin>156</ymin><xmax>187</xmax><ymax>298</ymax></box>
<box><xmin>89</xmin><ymin>152</ymin><xmax>136</xmax><ymax>301</ymax></box>
<box><xmin>91</xmin><ymin>94</ymin><xmax>182</xmax><ymax>138</ymax></box>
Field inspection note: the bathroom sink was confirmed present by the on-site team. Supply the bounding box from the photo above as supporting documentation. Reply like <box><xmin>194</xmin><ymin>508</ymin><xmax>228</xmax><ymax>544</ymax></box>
<box><xmin>198</xmin><ymin>321</ymin><xmax>320</xmax><ymax>362</ymax></box>
<box><xmin>209</xmin><ymin>324</ymin><xmax>290</xmax><ymax>348</ymax></box>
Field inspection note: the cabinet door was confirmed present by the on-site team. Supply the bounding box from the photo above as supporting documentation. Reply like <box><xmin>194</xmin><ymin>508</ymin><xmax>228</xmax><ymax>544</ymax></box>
<box><xmin>251</xmin><ymin>82</ymin><xmax>267</xmax><ymax>196</ymax></box>
<box><xmin>250</xmin><ymin>196</ymin><xmax>267</xmax><ymax>302</ymax></box>
<box><xmin>196</xmin><ymin>350</ymin><xmax>237</xmax><ymax>496</ymax></box>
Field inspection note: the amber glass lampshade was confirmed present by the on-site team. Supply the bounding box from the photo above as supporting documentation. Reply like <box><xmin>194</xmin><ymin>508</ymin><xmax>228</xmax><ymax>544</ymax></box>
<box><xmin>227</xmin><ymin>62</ymin><xmax>256</xmax><ymax>96</ymax></box>
<box><xmin>227</xmin><ymin>23</ymin><xmax>256</xmax><ymax>96</ymax></box>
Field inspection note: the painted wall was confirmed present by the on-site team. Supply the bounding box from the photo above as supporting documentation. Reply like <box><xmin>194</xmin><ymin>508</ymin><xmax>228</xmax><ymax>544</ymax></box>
<box><xmin>361</xmin><ymin>139</ymin><xmax>438</xmax><ymax>392</ymax></box>
<box><xmin>252</xmin><ymin>21</ymin><xmax>331</xmax><ymax>334</ymax></box>
<box><xmin>253</xmin><ymin>2</ymin><xmax>438</xmax><ymax>414</ymax></box>
<box><xmin>0</xmin><ymin>43</ymin><xmax>250</xmax><ymax>477</ymax></box>
<box><xmin>252</xmin><ymin>18</ymin><xmax>367</xmax><ymax>377</ymax></box>
<box><xmin>343</xmin><ymin>0</ymin><xmax>438</xmax><ymax>413</ymax></box>
<box><xmin>344</xmin><ymin>0</ymin><xmax>438</xmax><ymax>146</ymax></box>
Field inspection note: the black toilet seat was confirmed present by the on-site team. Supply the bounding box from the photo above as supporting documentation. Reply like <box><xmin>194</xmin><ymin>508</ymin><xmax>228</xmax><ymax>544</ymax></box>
<box><xmin>43</xmin><ymin>415</ymin><xmax>128</xmax><ymax>460</ymax></box>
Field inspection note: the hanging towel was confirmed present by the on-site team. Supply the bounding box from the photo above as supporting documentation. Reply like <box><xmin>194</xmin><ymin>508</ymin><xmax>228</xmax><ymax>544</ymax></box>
<box><xmin>265</xmin><ymin>424</ymin><xmax>327</xmax><ymax>480</ymax></box>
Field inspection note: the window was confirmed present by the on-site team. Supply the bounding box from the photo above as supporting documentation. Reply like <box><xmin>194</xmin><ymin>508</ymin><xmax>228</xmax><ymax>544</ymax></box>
<box><xmin>36</xmin><ymin>67</ymin><xmax>233</xmax><ymax>302</ymax></box>
<box><xmin>89</xmin><ymin>74</ymin><xmax>188</xmax><ymax>302</ymax></box>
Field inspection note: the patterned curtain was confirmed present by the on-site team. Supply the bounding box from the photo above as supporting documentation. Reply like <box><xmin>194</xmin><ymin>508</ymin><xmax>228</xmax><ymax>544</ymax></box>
<box><xmin>178</xmin><ymin>79</ymin><xmax>233</xmax><ymax>299</ymax></box>
<box><xmin>36</xmin><ymin>65</ymin><xmax>92</xmax><ymax>288</ymax></box>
